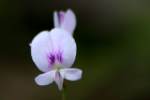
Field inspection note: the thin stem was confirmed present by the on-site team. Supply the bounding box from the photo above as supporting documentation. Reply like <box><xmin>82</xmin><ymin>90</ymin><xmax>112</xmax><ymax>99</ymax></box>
<box><xmin>62</xmin><ymin>83</ymin><xmax>66</xmax><ymax>100</ymax></box>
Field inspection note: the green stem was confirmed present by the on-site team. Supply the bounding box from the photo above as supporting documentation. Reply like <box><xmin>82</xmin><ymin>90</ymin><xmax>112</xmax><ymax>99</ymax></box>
<box><xmin>62</xmin><ymin>83</ymin><xmax>66</xmax><ymax>100</ymax></box>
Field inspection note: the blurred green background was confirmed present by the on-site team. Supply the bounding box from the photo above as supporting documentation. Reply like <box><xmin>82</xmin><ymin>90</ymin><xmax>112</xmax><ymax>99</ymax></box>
<box><xmin>0</xmin><ymin>0</ymin><xmax>150</xmax><ymax>100</ymax></box>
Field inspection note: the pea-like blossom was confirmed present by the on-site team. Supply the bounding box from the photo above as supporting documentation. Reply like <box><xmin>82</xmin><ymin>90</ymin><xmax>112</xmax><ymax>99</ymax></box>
<box><xmin>30</xmin><ymin>9</ymin><xmax>82</xmax><ymax>90</ymax></box>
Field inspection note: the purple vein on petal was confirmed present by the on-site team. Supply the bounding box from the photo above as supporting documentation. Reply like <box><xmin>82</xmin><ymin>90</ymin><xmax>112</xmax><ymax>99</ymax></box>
<box><xmin>56</xmin><ymin>51</ymin><xmax>63</xmax><ymax>63</ymax></box>
<box><xmin>47</xmin><ymin>53</ymin><xmax>55</xmax><ymax>66</ymax></box>
<box><xmin>47</xmin><ymin>51</ymin><xmax>63</xmax><ymax>68</ymax></box>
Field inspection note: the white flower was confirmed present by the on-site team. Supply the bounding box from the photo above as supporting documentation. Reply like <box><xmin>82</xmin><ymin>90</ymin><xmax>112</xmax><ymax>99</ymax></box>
<box><xmin>30</xmin><ymin>9</ymin><xmax>82</xmax><ymax>90</ymax></box>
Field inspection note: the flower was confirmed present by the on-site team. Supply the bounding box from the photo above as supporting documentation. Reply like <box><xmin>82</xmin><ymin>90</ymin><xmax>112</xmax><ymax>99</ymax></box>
<box><xmin>30</xmin><ymin>9</ymin><xmax>82</xmax><ymax>90</ymax></box>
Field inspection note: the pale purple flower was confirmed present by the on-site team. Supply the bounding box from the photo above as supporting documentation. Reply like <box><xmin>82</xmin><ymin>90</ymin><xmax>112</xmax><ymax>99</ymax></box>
<box><xmin>30</xmin><ymin>9</ymin><xmax>82</xmax><ymax>90</ymax></box>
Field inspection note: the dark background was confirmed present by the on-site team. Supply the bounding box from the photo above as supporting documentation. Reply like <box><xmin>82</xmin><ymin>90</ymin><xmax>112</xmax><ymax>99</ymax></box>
<box><xmin>0</xmin><ymin>0</ymin><xmax>150</xmax><ymax>100</ymax></box>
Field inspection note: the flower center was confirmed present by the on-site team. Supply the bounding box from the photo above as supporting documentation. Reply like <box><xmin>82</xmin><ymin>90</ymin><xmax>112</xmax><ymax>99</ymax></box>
<box><xmin>53</xmin><ymin>63</ymin><xmax>62</xmax><ymax>70</ymax></box>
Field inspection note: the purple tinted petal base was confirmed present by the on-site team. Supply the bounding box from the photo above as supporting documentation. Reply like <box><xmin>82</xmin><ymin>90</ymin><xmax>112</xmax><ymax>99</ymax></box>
<box><xmin>55</xmin><ymin>71</ymin><xmax>63</xmax><ymax>90</ymax></box>
<box><xmin>58</xmin><ymin>11</ymin><xmax>65</xmax><ymax>25</ymax></box>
